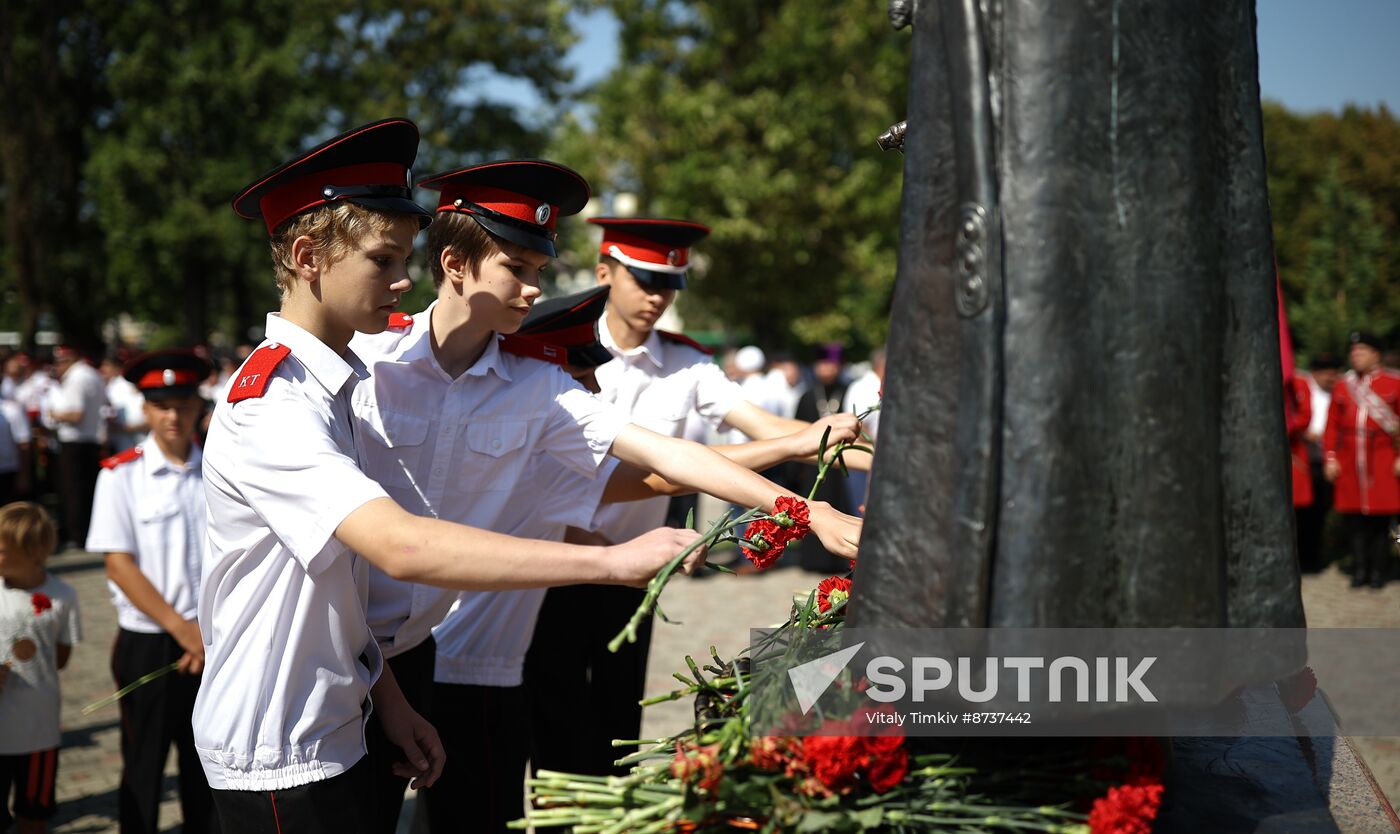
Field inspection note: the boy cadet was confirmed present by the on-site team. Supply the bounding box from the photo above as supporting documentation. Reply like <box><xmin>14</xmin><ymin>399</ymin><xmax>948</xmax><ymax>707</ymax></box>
<box><xmin>528</xmin><ymin>218</ymin><xmax>870</xmax><ymax>775</ymax></box>
<box><xmin>419</xmin><ymin>287</ymin><xmax>856</xmax><ymax>832</ymax></box>
<box><xmin>196</xmin><ymin>120</ymin><xmax>705</xmax><ymax>834</ymax></box>
<box><xmin>85</xmin><ymin>350</ymin><xmax>216</xmax><ymax>834</ymax></box>
<box><xmin>347</xmin><ymin>160</ymin><xmax>862</xmax><ymax>829</ymax></box>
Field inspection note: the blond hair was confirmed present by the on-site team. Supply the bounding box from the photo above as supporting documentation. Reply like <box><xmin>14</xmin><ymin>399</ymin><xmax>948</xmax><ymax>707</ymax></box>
<box><xmin>267</xmin><ymin>202</ymin><xmax>408</xmax><ymax>297</ymax></box>
<box><xmin>0</xmin><ymin>502</ymin><xmax>57</xmax><ymax>565</ymax></box>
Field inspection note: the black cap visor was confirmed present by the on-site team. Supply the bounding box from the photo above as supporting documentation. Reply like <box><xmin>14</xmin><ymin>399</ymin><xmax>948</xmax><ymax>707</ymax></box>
<box><xmin>141</xmin><ymin>386</ymin><xmax>204</xmax><ymax>403</ymax></box>
<box><xmin>469</xmin><ymin>213</ymin><xmax>556</xmax><ymax>257</ymax></box>
<box><xmin>568</xmin><ymin>342</ymin><xmax>615</xmax><ymax>370</ymax></box>
<box><xmin>342</xmin><ymin>192</ymin><xmax>434</xmax><ymax>230</ymax></box>
<box><xmin>626</xmin><ymin>264</ymin><xmax>687</xmax><ymax>290</ymax></box>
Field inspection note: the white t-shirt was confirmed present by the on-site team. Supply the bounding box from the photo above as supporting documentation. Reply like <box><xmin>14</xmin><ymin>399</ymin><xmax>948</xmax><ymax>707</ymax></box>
<box><xmin>842</xmin><ymin>369</ymin><xmax>882</xmax><ymax>441</ymax></box>
<box><xmin>590</xmin><ymin>319</ymin><xmax>743</xmax><ymax>543</ymax></box>
<box><xmin>105</xmin><ymin>376</ymin><xmax>146</xmax><ymax>453</ymax></box>
<box><xmin>349</xmin><ymin>303</ymin><xmax>627</xmax><ymax>659</ymax></box>
<box><xmin>431</xmin><ymin>458</ymin><xmax>615</xmax><ymax>687</ymax></box>
<box><xmin>194</xmin><ymin>314</ymin><xmax>391</xmax><ymax>791</ymax></box>
<box><xmin>0</xmin><ymin>574</ymin><xmax>81</xmax><ymax>755</ymax></box>
<box><xmin>53</xmin><ymin>361</ymin><xmax>107</xmax><ymax>444</ymax></box>
<box><xmin>86</xmin><ymin>438</ymin><xmax>207</xmax><ymax>634</ymax></box>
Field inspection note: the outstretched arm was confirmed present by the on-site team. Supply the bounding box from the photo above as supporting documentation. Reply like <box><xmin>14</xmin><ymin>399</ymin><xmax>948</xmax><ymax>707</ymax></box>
<box><xmin>336</xmin><ymin>498</ymin><xmax>706</xmax><ymax>590</ymax></box>
<box><xmin>602</xmin><ymin>413</ymin><xmax>864</xmax><ymax>502</ymax></box>
<box><xmin>609</xmin><ymin>425</ymin><xmax>862</xmax><ymax>558</ymax></box>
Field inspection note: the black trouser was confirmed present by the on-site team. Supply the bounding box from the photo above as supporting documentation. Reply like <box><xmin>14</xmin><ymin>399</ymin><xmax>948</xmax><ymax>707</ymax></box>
<box><xmin>1295</xmin><ymin>459</ymin><xmax>1333</xmax><ymax>572</ymax></box>
<box><xmin>364</xmin><ymin>636</ymin><xmax>436</xmax><ymax>834</ymax></box>
<box><xmin>1345</xmin><ymin>513</ymin><xmax>1393</xmax><ymax>586</ymax></box>
<box><xmin>57</xmin><ymin>440</ymin><xmax>100</xmax><ymax>544</ymax></box>
<box><xmin>422</xmin><ymin>683</ymin><xmax>530</xmax><ymax>834</ymax></box>
<box><xmin>525</xmin><ymin>585</ymin><xmax>651</xmax><ymax>777</ymax></box>
<box><xmin>211</xmin><ymin>759</ymin><xmax>372</xmax><ymax>834</ymax></box>
<box><xmin>111</xmin><ymin>629</ymin><xmax>215</xmax><ymax>834</ymax></box>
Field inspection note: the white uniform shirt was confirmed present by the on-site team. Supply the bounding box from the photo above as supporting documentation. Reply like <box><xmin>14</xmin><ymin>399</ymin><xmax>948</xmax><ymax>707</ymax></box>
<box><xmin>349</xmin><ymin>304</ymin><xmax>627</xmax><ymax>659</ymax></box>
<box><xmin>842</xmin><ymin>369</ymin><xmax>882</xmax><ymax>441</ymax></box>
<box><xmin>105</xmin><ymin>376</ymin><xmax>146</xmax><ymax>452</ymax></box>
<box><xmin>431</xmin><ymin>458</ymin><xmax>615</xmax><ymax>687</ymax></box>
<box><xmin>86</xmin><ymin>437</ymin><xmax>207</xmax><ymax>634</ymax></box>
<box><xmin>53</xmin><ymin>361</ymin><xmax>106</xmax><ymax>443</ymax></box>
<box><xmin>1307</xmin><ymin>373</ymin><xmax>1332</xmax><ymax>439</ymax></box>
<box><xmin>0</xmin><ymin>574</ymin><xmax>81</xmax><ymax>755</ymax></box>
<box><xmin>590</xmin><ymin>319</ymin><xmax>743</xmax><ymax>542</ymax></box>
<box><xmin>194</xmin><ymin>314</ymin><xmax>391</xmax><ymax>791</ymax></box>
<box><xmin>0</xmin><ymin>399</ymin><xmax>30</xmax><ymax>475</ymax></box>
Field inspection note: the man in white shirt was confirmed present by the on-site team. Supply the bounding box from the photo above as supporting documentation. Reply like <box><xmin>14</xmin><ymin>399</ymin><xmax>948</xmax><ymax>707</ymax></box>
<box><xmin>528</xmin><ymin>218</ymin><xmax>871</xmax><ymax>777</ymax></box>
<box><xmin>86</xmin><ymin>349</ymin><xmax>215</xmax><ymax>834</ymax></box>
<box><xmin>842</xmin><ymin>345</ymin><xmax>885</xmax><ymax>512</ymax></box>
<box><xmin>0</xmin><ymin>397</ymin><xmax>31</xmax><ymax>505</ymax></box>
<box><xmin>199</xmin><ymin>120</ymin><xmax>707</xmax><ymax>834</ymax></box>
<box><xmin>100</xmin><ymin>354</ymin><xmax>149</xmax><ymax>454</ymax></box>
<box><xmin>352</xmin><ymin>162</ymin><xmax>862</xmax><ymax>830</ymax></box>
<box><xmin>48</xmin><ymin>345</ymin><xmax>107</xmax><ymax>545</ymax></box>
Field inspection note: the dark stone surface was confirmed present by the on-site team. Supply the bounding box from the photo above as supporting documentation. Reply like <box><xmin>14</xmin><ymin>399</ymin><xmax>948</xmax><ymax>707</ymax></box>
<box><xmin>851</xmin><ymin>0</ymin><xmax>1304</xmax><ymax>634</ymax></box>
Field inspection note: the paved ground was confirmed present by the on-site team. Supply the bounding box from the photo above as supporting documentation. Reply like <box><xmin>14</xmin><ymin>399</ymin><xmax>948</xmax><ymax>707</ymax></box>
<box><xmin>44</xmin><ymin>533</ymin><xmax>1400</xmax><ymax>832</ymax></box>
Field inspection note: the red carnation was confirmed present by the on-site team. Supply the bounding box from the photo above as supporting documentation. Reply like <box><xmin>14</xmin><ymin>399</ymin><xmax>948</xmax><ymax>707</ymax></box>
<box><xmin>31</xmin><ymin>592</ymin><xmax>52</xmax><ymax>616</ymax></box>
<box><xmin>1088</xmin><ymin>781</ymin><xmax>1165</xmax><ymax>834</ymax></box>
<box><xmin>749</xmin><ymin>736</ymin><xmax>796</xmax><ymax>772</ymax></box>
<box><xmin>671</xmin><ymin>742</ymin><xmax>724</xmax><ymax>793</ymax></box>
<box><xmin>864</xmin><ymin>746</ymin><xmax>908</xmax><ymax>794</ymax></box>
<box><xmin>741</xmin><ymin>520</ymin><xmax>789</xmax><ymax>569</ymax></box>
<box><xmin>772</xmin><ymin>496</ymin><xmax>810</xmax><ymax>529</ymax></box>
<box><xmin>800</xmin><ymin>719</ymin><xmax>865</xmax><ymax>792</ymax></box>
<box><xmin>816</xmin><ymin>576</ymin><xmax>852</xmax><ymax>613</ymax></box>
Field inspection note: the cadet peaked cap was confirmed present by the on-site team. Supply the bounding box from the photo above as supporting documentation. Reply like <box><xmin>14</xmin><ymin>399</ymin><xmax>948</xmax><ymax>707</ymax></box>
<box><xmin>1350</xmin><ymin>331</ymin><xmax>1384</xmax><ymax>352</ymax></box>
<box><xmin>416</xmin><ymin>160</ymin><xmax>590</xmax><ymax>258</ymax></box>
<box><xmin>590</xmin><ymin>217</ymin><xmax>710</xmax><ymax>290</ymax></box>
<box><xmin>123</xmin><ymin>349</ymin><xmax>213</xmax><ymax>401</ymax></box>
<box><xmin>500</xmin><ymin>285</ymin><xmax>613</xmax><ymax>369</ymax></box>
<box><xmin>232</xmin><ymin>118</ymin><xmax>433</xmax><ymax>235</ymax></box>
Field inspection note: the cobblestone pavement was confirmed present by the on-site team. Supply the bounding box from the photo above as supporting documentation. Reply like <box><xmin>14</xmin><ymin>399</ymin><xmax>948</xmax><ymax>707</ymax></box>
<box><xmin>46</xmin><ymin>540</ymin><xmax>1400</xmax><ymax>832</ymax></box>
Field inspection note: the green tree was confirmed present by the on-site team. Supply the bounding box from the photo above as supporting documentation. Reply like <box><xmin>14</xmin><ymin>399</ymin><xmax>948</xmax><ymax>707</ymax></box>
<box><xmin>550</xmin><ymin>1</ymin><xmax>909</xmax><ymax>355</ymax></box>
<box><xmin>86</xmin><ymin>0</ymin><xmax>578</xmax><ymax>345</ymax></box>
<box><xmin>1264</xmin><ymin>101</ymin><xmax>1400</xmax><ymax>359</ymax></box>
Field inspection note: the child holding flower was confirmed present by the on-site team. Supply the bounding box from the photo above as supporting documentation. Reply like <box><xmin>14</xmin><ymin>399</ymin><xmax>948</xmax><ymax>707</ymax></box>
<box><xmin>0</xmin><ymin>502</ymin><xmax>81</xmax><ymax>834</ymax></box>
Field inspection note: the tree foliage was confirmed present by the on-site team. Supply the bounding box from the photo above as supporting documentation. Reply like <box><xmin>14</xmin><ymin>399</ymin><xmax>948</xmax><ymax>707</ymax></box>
<box><xmin>1264</xmin><ymin>102</ymin><xmax>1400</xmax><ymax>361</ymax></box>
<box><xmin>1</xmin><ymin>0</ymin><xmax>577</xmax><ymax>349</ymax></box>
<box><xmin>549</xmin><ymin>1</ymin><xmax>910</xmax><ymax>356</ymax></box>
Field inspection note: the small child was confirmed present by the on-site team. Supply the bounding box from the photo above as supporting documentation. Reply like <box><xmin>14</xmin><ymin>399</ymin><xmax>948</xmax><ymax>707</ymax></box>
<box><xmin>0</xmin><ymin>502</ymin><xmax>81</xmax><ymax>834</ymax></box>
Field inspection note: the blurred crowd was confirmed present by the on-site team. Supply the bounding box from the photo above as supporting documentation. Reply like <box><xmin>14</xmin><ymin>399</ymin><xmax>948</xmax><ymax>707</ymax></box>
<box><xmin>1289</xmin><ymin>333</ymin><xmax>1400</xmax><ymax>590</ymax></box>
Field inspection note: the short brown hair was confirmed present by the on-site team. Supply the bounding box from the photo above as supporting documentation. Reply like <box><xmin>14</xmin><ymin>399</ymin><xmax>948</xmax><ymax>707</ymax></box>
<box><xmin>267</xmin><ymin>203</ymin><xmax>410</xmax><ymax>297</ymax></box>
<box><xmin>425</xmin><ymin>212</ymin><xmax>501</xmax><ymax>289</ymax></box>
<box><xmin>0</xmin><ymin>502</ymin><xmax>57</xmax><ymax>564</ymax></box>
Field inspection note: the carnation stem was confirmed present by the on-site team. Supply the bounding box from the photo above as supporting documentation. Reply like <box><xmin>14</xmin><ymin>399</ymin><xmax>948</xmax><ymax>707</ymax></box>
<box><xmin>81</xmin><ymin>661</ymin><xmax>181</xmax><ymax>715</ymax></box>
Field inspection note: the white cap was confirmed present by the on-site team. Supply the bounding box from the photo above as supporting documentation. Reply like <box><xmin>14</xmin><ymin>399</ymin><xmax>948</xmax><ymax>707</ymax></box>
<box><xmin>735</xmin><ymin>345</ymin><xmax>766</xmax><ymax>373</ymax></box>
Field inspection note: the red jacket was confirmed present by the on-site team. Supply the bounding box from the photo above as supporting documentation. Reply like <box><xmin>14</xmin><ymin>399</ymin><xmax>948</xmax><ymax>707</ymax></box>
<box><xmin>1324</xmin><ymin>369</ymin><xmax>1400</xmax><ymax>515</ymax></box>
<box><xmin>1286</xmin><ymin>374</ymin><xmax>1313</xmax><ymax>508</ymax></box>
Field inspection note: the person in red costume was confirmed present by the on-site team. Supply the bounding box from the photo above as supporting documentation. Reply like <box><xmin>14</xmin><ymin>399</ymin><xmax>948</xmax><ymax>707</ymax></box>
<box><xmin>1323</xmin><ymin>331</ymin><xmax>1400</xmax><ymax>588</ymax></box>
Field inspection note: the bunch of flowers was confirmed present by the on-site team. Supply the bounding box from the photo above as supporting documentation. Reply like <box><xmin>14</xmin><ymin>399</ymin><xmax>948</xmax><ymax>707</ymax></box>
<box><xmin>609</xmin><ymin>410</ymin><xmax>874</xmax><ymax>652</ymax></box>
<box><xmin>516</xmin><ymin>580</ymin><xmax>1169</xmax><ymax>833</ymax></box>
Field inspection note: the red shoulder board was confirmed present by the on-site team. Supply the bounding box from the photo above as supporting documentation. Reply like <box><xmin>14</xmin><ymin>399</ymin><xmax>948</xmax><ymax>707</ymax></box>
<box><xmin>227</xmin><ymin>343</ymin><xmax>293</xmax><ymax>403</ymax></box>
<box><xmin>657</xmin><ymin>330</ymin><xmax>713</xmax><ymax>356</ymax></box>
<box><xmin>100</xmin><ymin>446</ymin><xmax>144</xmax><ymax>470</ymax></box>
<box><xmin>387</xmin><ymin>312</ymin><xmax>414</xmax><ymax>330</ymax></box>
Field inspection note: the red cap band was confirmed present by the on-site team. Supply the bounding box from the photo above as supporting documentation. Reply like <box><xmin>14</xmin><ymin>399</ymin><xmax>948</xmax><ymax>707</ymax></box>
<box><xmin>437</xmin><ymin>183</ymin><xmax>558</xmax><ymax>231</ymax></box>
<box><xmin>598</xmin><ymin>229</ymin><xmax>689</xmax><ymax>268</ymax></box>
<box><xmin>136</xmin><ymin>369</ymin><xmax>201</xmax><ymax>390</ymax></box>
<box><xmin>258</xmin><ymin>162</ymin><xmax>408</xmax><ymax>233</ymax></box>
<box><xmin>499</xmin><ymin>335</ymin><xmax>568</xmax><ymax>365</ymax></box>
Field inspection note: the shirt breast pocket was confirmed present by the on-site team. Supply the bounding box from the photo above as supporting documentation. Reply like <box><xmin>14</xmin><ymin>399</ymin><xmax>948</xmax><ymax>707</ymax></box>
<box><xmin>463</xmin><ymin>420</ymin><xmax>530</xmax><ymax>487</ymax></box>
<box><xmin>361</xmin><ymin>410</ymin><xmax>431</xmax><ymax>487</ymax></box>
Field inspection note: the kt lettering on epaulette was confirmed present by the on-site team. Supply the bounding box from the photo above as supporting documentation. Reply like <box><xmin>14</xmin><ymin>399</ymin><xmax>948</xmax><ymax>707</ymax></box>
<box><xmin>228</xmin><ymin>343</ymin><xmax>292</xmax><ymax>403</ymax></box>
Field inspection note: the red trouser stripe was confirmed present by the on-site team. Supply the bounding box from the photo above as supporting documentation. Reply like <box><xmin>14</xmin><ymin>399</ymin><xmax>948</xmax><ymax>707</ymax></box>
<box><xmin>269</xmin><ymin>791</ymin><xmax>283</xmax><ymax>834</ymax></box>
<box><xmin>26</xmin><ymin>750</ymin><xmax>40</xmax><ymax>802</ymax></box>
<box><xmin>40</xmin><ymin>749</ymin><xmax>56</xmax><ymax>804</ymax></box>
